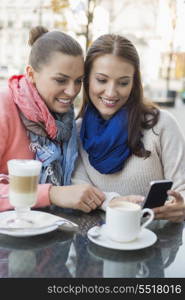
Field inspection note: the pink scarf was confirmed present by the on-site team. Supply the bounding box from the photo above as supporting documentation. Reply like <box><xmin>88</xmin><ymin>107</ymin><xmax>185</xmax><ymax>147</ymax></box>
<box><xmin>8</xmin><ymin>75</ymin><xmax>57</xmax><ymax>139</ymax></box>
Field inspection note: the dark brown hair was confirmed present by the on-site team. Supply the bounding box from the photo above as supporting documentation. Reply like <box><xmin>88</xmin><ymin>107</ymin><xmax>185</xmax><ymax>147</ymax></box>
<box><xmin>78</xmin><ymin>34</ymin><xmax>159</xmax><ymax>158</ymax></box>
<box><xmin>28</xmin><ymin>26</ymin><xmax>83</xmax><ymax>71</ymax></box>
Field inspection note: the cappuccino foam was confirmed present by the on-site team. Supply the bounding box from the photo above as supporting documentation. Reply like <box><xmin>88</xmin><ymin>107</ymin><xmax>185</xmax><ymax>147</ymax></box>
<box><xmin>115</xmin><ymin>206</ymin><xmax>139</xmax><ymax>212</ymax></box>
<box><xmin>109</xmin><ymin>201</ymin><xmax>140</xmax><ymax>212</ymax></box>
<box><xmin>8</xmin><ymin>160</ymin><xmax>42</xmax><ymax>177</ymax></box>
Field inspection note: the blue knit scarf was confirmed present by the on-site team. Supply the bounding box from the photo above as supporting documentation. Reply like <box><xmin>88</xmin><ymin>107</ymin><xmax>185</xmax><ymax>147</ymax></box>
<box><xmin>80</xmin><ymin>104</ymin><xmax>131</xmax><ymax>174</ymax></box>
<box><xmin>20</xmin><ymin>109</ymin><xmax>78</xmax><ymax>186</ymax></box>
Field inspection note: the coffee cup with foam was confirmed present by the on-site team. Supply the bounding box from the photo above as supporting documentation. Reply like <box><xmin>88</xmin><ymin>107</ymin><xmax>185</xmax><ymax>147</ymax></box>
<box><xmin>105</xmin><ymin>200</ymin><xmax>154</xmax><ymax>243</ymax></box>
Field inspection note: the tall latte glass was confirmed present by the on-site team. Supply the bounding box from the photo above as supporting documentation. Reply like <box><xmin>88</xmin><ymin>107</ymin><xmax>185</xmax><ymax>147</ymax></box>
<box><xmin>0</xmin><ymin>159</ymin><xmax>42</xmax><ymax>227</ymax></box>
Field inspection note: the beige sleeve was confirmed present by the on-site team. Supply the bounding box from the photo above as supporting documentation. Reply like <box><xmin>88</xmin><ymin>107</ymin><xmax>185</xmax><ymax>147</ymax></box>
<box><xmin>157</xmin><ymin>110</ymin><xmax>185</xmax><ymax>197</ymax></box>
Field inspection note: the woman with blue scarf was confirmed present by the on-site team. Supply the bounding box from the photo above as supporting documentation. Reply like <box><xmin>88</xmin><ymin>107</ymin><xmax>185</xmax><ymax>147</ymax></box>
<box><xmin>72</xmin><ymin>34</ymin><xmax>185</xmax><ymax>223</ymax></box>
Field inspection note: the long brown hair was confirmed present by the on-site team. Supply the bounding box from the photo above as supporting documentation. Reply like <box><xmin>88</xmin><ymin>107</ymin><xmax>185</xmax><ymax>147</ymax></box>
<box><xmin>78</xmin><ymin>34</ymin><xmax>159</xmax><ymax>158</ymax></box>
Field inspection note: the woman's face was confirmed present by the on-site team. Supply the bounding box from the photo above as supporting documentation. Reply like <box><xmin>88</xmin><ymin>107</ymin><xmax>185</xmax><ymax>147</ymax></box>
<box><xmin>27</xmin><ymin>52</ymin><xmax>84</xmax><ymax>113</ymax></box>
<box><xmin>88</xmin><ymin>54</ymin><xmax>134</xmax><ymax>119</ymax></box>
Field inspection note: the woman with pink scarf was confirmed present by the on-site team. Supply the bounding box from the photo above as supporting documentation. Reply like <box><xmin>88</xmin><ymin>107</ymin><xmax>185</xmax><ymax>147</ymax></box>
<box><xmin>0</xmin><ymin>26</ymin><xmax>105</xmax><ymax>213</ymax></box>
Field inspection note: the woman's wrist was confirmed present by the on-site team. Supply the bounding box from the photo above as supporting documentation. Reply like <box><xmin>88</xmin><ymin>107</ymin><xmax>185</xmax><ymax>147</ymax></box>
<box><xmin>49</xmin><ymin>185</ymin><xmax>61</xmax><ymax>206</ymax></box>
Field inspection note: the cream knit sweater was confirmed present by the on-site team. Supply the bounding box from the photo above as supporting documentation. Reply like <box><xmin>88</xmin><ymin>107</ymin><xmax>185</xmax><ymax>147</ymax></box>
<box><xmin>72</xmin><ymin>109</ymin><xmax>185</xmax><ymax>209</ymax></box>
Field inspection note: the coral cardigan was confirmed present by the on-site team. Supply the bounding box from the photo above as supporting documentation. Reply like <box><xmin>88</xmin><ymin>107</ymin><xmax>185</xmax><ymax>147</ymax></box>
<box><xmin>0</xmin><ymin>85</ymin><xmax>51</xmax><ymax>211</ymax></box>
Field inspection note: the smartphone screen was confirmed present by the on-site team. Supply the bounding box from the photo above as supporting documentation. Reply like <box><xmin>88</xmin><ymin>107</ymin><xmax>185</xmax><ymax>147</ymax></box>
<box><xmin>143</xmin><ymin>180</ymin><xmax>173</xmax><ymax>209</ymax></box>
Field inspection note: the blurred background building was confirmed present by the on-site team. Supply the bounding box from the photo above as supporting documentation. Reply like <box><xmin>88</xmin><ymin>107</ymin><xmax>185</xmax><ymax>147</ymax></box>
<box><xmin>0</xmin><ymin>0</ymin><xmax>185</xmax><ymax>104</ymax></box>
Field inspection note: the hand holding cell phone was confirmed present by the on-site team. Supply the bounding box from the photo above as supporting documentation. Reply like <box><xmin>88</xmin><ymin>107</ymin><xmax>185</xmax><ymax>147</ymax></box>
<box><xmin>142</xmin><ymin>180</ymin><xmax>173</xmax><ymax>209</ymax></box>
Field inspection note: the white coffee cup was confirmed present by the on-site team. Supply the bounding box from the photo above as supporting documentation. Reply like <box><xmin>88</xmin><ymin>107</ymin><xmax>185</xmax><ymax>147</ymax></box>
<box><xmin>105</xmin><ymin>200</ymin><xmax>154</xmax><ymax>242</ymax></box>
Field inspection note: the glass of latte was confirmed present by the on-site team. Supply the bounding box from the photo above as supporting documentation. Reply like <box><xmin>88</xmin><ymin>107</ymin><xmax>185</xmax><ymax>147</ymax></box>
<box><xmin>0</xmin><ymin>159</ymin><xmax>42</xmax><ymax>227</ymax></box>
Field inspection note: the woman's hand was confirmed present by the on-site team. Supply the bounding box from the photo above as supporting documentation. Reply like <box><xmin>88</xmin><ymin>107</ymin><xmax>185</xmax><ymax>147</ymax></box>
<box><xmin>49</xmin><ymin>184</ymin><xmax>105</xmax><ymax>213</ymax></box>
<box><xmin>153</xmin><ymin>190</ymin><xmax>185</xmax><ymax>223</ymax></box>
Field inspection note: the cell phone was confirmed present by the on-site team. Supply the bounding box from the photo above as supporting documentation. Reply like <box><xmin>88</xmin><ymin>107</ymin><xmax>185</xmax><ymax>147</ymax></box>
<box><xmin>142</xmin><ymin>180</ymin><xmax>173</xmax><ymax>209</ymax></box>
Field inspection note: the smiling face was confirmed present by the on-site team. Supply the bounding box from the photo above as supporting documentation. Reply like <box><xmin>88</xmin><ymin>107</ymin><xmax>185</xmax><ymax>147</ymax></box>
<box><xmin>27</xmin><ymin>52</ymin><xmax>84</xmax><ymax>114</ymax></box>
<box><xmin>88</xmin><ymin>54</ymin><xmax>134</xmax><ymax>119</ymax></box>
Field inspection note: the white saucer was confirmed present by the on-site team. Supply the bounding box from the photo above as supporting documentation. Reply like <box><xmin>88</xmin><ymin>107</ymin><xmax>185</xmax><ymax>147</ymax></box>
<box><xmin>87</xmin><ymin>225</ymin><xmax>157</xmax><ymax>250</ymax></box>
<box><xmin>0</xmin><ymin>210</ymin><xmax>70</xmax><ymax>237</ymax></box>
